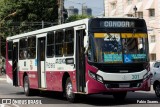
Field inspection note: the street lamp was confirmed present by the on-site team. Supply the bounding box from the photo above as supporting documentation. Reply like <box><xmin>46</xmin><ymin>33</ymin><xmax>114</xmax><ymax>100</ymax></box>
<box><xmin>133</xmin><ymin>6</ymin><xmax>137</xmax><ymax>17</ymax></box>
<box><xmin>0</xmin><ymin>12</ymin><xmax>17</xmax><ymax>58</ymax></box>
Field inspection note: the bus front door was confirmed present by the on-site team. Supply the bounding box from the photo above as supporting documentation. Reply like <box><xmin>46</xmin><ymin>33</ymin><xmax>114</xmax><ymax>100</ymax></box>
<box><xmin>76</xmin><ymin>29</ymin><xmax>86</xmax><ymax>92</ymax></box>
<box><xmin>37</xmin><ymin>37</ymin><xmax>46</xmax><ymax>88</ymax></box>
<box><xmin>12</xmin><ymin>42</ymin><xmax>18</xmax><ymax>86</ymax></box>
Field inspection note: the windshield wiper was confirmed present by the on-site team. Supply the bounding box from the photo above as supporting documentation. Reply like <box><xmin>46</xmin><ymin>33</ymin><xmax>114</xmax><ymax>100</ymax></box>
<box><xmin>132</xmin><ymin>29</ymin><xmax>137</xmax><ymax>37</ymax></box>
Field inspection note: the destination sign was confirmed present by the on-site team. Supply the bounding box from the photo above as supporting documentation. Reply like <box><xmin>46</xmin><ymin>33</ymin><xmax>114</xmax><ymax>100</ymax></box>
<box><xmin>100</xmin><ymin>21</ymin><xmax>135</xmax><ymax>28</ymax></box>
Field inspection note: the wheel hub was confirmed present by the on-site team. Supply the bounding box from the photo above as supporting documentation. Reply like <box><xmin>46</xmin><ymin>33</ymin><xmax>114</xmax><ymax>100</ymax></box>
<box><xmin>24</xmin><ymin>80</ymin><xmax>28</xmax><ymax>92</ymax></box>
<box><xmin>66</xmin><ymin>83</ymin><xmax>73</xmax><ymax>98</ymax></box>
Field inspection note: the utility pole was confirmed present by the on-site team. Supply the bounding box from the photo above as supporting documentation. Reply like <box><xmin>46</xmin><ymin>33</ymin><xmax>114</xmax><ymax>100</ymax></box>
<box><xmin>81</xmin><ymin>3</ymin><xmax>84</xmax><ymax>15</ymax></box>
<box><xmin>58</xmin><ymin>0</ymin><xmax>64</xmax><ymax>24</ymax></box>
<box><xmin>42</xmin><ymin>20</ymin><xmax>44</xmax><ymax>28</ymax></box>
<box><xmin>77</xmin><ymin>2</ymin><xmax>85</xmax><ymax>15</ymax></box>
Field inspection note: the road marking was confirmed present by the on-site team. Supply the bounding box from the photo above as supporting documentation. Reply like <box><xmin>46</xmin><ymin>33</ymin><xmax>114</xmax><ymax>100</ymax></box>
<box><xmin>0</xmin><ymin>104</ymin><xmax>19</xmax><ymax>107</ymax></box>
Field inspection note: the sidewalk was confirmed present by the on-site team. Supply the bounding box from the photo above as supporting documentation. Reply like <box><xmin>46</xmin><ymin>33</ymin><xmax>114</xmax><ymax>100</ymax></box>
<box><xmin>0</xmin><ymin>75</ymin><xmax>6</xmax><ymax>81</ymax></box>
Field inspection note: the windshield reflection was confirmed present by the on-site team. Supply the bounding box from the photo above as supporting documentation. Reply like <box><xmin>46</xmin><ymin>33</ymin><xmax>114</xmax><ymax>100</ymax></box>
<box><xmin>88</xmin><ymin>33</ymin><xmax>148</xmax><ymax>63</ymax></box>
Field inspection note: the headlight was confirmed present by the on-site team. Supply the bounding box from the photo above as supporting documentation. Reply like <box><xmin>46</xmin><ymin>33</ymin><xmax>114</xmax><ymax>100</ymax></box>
<box><xmin>88</xmin><ymin>71</ymin><xmax>96</xmax><ymax>80</ymax></box>
<box><xmin>143</xmin><ymin>72</ymin><xmax>151</xmax><ymax>81</ymax></box>
<box><xmin>97</xmin><ymin>75</ymin><xmax>103</xmax><ymax>83</ymax></box>
<box><xmin>143</xmin><ymin>73</ymin><xmax>147</xmax><ymax>79</ymax></box>
<box><xmin>88</xmin><ymin>71</ymin><xmax>103</xmax><ymax>83</ymax></box>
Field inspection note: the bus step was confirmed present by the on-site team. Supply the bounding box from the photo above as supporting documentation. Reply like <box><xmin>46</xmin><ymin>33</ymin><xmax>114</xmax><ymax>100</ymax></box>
<box><xmin>38</xmin><ymin>88</ymin><xmax>47</xmax><ymax>91</ymax></box>
<box><xmin>75</xmin><ymin>92</ymin><xmax>86</xmax><ymax>94</ymax></box>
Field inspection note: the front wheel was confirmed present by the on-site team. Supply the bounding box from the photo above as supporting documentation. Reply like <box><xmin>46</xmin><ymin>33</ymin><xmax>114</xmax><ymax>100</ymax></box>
<box><xmin>155</xmin><ymin>83</ymin><xmax>160</xmax><ymax>98</ymax></box>
<box><xmin>65</xmin><ymin>77</ymin><xmax>76</xmax><ymax>102</ymax></box>
<box><xmin>113</xmin><ymin>92</ymin><xmax>127</xmax><ymax>101</ymax></box>
<box><xmin>23</xmin><ymin>76</ymin><xmax>33</xmax><ymax>96</ymax></box>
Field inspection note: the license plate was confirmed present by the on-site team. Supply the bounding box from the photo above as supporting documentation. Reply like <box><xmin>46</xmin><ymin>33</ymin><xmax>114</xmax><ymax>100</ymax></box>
<box><xmin>119</xmin><ymin>83</ymin><xmax>130</xmax><ymax>88</ymax></box>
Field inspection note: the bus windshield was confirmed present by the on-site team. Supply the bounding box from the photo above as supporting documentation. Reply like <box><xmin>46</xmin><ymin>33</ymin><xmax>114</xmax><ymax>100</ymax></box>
<box><xmin>88</xmin><ymin>33</ymin><xmax>148</xmax><ymax>63</ymax></box>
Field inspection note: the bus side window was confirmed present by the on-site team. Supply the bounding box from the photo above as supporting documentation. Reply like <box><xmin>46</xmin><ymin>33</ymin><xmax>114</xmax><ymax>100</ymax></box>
<box><xmin>28</xmin><ymin>36</ymin><xmax>36</xmax><ymax>59</ymax></box>
<box><xmin>64</xmin><ymin>29</ymin><xmax>74</xmax><ymax>56</ymax></box>
<box><xmin>47</xmin><ymin>31</ymin><xmax>54</xmax><ymax>57</ymax></box>
<box><xmin>8</xmin><ymin>41</ymin><xmax>13</xmax><ymax>60</ymax></box>
<box><xmin>19</xmin><ymin>38</ymin><xmax>27</xmax><ymax>60</ymax></box>
<box><xmin>55</xmin><ymin>30</ymin><xmax>64</xmax><ymax>56</ymax></box>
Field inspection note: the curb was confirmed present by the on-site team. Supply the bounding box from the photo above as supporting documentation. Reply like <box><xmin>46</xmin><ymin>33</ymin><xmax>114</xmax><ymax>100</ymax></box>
<box><xmin>0</xmin><ymin>77</ymin><xmax>6</xmax><ymax>81</ymax></box>
<box><xmin>0</xmin><ymin>75</ymin><xmax>6</xmax><ymax>81</ymax></box>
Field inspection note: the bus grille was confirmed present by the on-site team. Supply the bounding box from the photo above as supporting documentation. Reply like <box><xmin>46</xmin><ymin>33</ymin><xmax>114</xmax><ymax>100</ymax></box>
<box><xmin>104</xmin><ymin>80</ymin><xmax>143</xmax><ymax>88</ymax></box>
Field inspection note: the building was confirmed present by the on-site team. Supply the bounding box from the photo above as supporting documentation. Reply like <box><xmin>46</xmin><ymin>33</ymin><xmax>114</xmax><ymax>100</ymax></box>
<box><xmin>82</xmin><ymin>6</ymin><xmax>92</xmax><ymax>16</ymax></box>
<box><xmin>67</xmin><ymin>6</ymin><xmax>79</xmax><ymax>16</ymax></box>
<box><xmin>104</xmin><ymin>0</ymin><xmax>160</xmax><ymax>63</ymax></box>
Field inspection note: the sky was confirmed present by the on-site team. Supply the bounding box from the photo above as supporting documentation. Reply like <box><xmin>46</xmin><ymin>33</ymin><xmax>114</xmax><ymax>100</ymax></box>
<box><xmin>64</xmin><ymin>0</ymin><xmax>104</xmax><ymax>16</ymax></box>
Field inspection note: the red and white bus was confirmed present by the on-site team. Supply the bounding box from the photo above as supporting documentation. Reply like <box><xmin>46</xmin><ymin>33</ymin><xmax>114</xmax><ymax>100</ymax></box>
<box><xmin>6</xmin><ymin>18</ymin><xmax>151</xmax><ymax>102</ymax></box>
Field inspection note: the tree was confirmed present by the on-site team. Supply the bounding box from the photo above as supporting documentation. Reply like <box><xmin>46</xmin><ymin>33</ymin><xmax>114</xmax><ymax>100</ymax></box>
<box><xmin>0</xmin><ymin>0</ymin><xmax>58</xmax><ymax>57</ymax></box>
<box><xmin>66</xmin><ymin>14</ymin><xmax>93</xmax><ymax>23</ymax></box>
<box><xmin>0</xmin><ymin>0</ymin><xmax>58</xmax><ymax>38</ymax></box>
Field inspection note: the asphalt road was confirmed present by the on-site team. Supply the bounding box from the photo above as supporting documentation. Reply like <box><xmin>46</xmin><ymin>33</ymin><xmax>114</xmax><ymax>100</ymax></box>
<box><xmin>0</xmin><ymin>79</ymin><xmax>160</xmax><ymax>107</ymax></box>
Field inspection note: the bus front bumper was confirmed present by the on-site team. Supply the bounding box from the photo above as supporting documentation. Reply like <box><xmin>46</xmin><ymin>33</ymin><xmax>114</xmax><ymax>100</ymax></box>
<box><xmin>86</xmin><ymin>71</ymin><xmax>151</xmax><ymax>94</ymax></box>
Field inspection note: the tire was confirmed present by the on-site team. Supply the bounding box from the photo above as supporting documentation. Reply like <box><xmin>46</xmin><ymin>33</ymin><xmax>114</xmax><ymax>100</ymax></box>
<box><xmin>154</xmin><ymin>83</ymin><xmax>160</xmax><ymax>98</ymax></box>
<box><xmin>23</xmin><ymin>76</ymin><xmax>33</xmax><ymax>96</ymax></box>
<box><xmin>65</xmin><ymin>77</ymin><xmax>76</xmax><ymax>102</ymax></box>
<box><xmin>113</xmin><ymin>92</ymin><xmax>127</xmax><ymax>101</ymax></box>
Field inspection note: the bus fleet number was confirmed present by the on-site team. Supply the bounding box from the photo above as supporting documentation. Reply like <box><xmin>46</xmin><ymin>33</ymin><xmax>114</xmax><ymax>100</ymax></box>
<box><xmin>132</xmin><ymin>74</ymin><xmax>139</xmax><ymax>80</ymax></box>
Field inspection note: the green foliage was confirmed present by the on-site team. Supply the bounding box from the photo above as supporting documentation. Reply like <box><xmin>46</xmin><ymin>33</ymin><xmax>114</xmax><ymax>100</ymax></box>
<box><xmin>0</xmin><ymin>0</ymin><xmax>58</xmax><ymax>57</ymax></box>
<box><xmin>66</xmin><ymin>15</ymin><xmax>93</xmax><ymax>23</ymax></box>
<box><xmin>0</xmin><ymin>0</ymin><xmax>58</xmax><ymax>38</ymax></box>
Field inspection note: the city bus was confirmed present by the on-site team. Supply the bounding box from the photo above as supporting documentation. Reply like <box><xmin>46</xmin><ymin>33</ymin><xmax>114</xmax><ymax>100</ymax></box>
<box><xmin>6</xmin><ymin>18</ymin><xmax>151</xmax><ymax>102</ymax></box>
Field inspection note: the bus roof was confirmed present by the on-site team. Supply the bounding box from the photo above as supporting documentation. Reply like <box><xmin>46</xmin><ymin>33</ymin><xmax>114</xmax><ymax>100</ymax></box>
<box><xmin>7</xmin><ymin>18</ymin><xmax>89</xmax><ymax>41</ymax></box>
<box><xmin>101</xmin><ymin>16</ymin><xmax>143</xmax><ymax>19</ymax></box>
<box><xmin>7</xmin><ymin>17</ymin><xmax>144</xmax><ymax>41</ymax></box>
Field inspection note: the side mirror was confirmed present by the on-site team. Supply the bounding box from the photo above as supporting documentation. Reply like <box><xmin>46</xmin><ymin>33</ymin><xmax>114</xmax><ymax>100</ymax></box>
<box><xmin>84</xmin><ymin>36</ymin><xmax>88</xmax><ymax>54</ymax></box>
<box><xmin>84</xmin><ymin>36</ymin><xmax>88</xmax><ymax>47</ymax></box>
